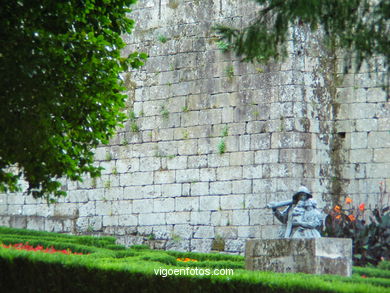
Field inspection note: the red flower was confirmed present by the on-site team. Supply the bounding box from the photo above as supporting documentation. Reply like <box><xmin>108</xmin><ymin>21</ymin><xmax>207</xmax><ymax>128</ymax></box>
<box><xmin>1</xmin><ymin>243</ymin><xmax>84</xmax><ymax>255</ymax></box>
<box><xmin>359</xmin><ymin>203</ymin><xmax>365</xmax><ymax>211</ymax></box>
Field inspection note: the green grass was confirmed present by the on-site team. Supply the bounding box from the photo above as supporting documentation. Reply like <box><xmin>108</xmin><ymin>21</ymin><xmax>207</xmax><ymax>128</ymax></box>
<box><xmin>0</xmin><ymin>226</ymin><xmax>389</xmax><ymax>293</ymax></box>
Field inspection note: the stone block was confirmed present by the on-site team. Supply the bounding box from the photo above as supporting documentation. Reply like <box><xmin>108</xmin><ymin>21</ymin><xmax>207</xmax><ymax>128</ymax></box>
<box><xmin>242</xmin><ymin>165</ymin><xmax>262</xmax><ymax>179</ymax></box>
<box><xmin>133</xmin><ymin>199</ymin><xmax>154</xmax><ymax>213</ymax></box>
<box><xmin>232</xmin><ymin>180</ymin><xmax>252</xmax><ymax>194</ymax></box>
<box><xmin>230</xmin><ymin>151</ymin><xmax>254</xmax><ymax>166</ymax></box>
<box><xmin>220</xmin><ymin>194</ymin><xmax>244</xmax><ymax>210</ymax></box>
<box><xmin>167</xmin><ymin>156</ymin><xmax>187</xmax><ymax>170</ymax></box>
<box><xmin>190</xmin><ymin>211</ymin><xmax>211</xmax><ymax>225</ymax></box>
<box><xmin>190</xmin><ymin>239</ymin><xmax>213</xmax><ymax>253</ymax></box>
<box><xmin>153</xmin><ymin>198</ymin><xmax>175</xmax><ymax>213</ymax></box>
<box><xmin>245</xmin><ymin>238</ymin><xmax>352</xmax><ymax>276</ymax></box>
<box><xmin>188</xmin><ymin>155</ymin><xmax>208</xmax><ymax>168</ymax></box>
<box><xmin>190</xmin><ymin>182</ymin><xmax>209</xmax><ymax>196</ymax></box>
<box><xmin>161</xmin><ymin>184</ymin><xmax>182</xmax><ymax>197</ymax></box>
<box><xmin>368</xmin><ymin>131</ymin><xmax>390</xmax><ymax>148</ymax></box>
<box><xmin>139</xmin><ymin>157</ymin><xmax>161</xmax><ymax>171</ymax></box>
<box><xmin>118</xmin><ymin>214</ymin><xmax>138</xmax><ymax>226</ymax></box>
<box><xmin>250</xmin><ymin>133</ymin><xmax>271</xmax><ymax>150</ymax></box>
<box><xmin>194</xmin><ymin>226</ymin><xmax>214</xmax><ymax>239</ymax></box>
<box><xmin>176</xmin><ymin>169</ymin><xmax>200</xmax><ymax>183</ymax></box>
<box><xmin>199</xmin><ymin>196</ymin><xmax>220</xmax><ymax>211</ymax></box>
<box><xmin>166</xmin><ymin>211</ymin><xmax>190</xmax><ymax>224</ymax></box>
<box><xmin>254</xmin><ymin>150</ymin><xmax>279</xmax><ymax>164</ymax></box>
<box><xmin>139</xmin><ymin>212</ymin><xmax>165</xmax><ymax>226</ymax></box>
<box><xmin>210</xmin><ymin>181</ymin><xmax>232</xmax><ymax>195</ymax></box>
<box><xmin>154</xmin><ymin>170</ymin><xmax>176</xmax><ymax>184</ymax></box>
<box><xmin>175</xmin><ymin>196</ymin><xmax>199</xmax><ymax>212</ymax></box>
<box><xmin>217</xmin><ymin>166</ymin><xmax>243</xmax><ymax>181</ymax></box>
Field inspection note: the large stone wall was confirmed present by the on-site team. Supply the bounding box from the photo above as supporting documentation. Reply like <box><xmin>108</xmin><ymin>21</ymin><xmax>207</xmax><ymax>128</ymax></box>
<box><xmin>0</xmin><ymin>0</ymin><xmax>389</xmax><ymax>254</ymax></box>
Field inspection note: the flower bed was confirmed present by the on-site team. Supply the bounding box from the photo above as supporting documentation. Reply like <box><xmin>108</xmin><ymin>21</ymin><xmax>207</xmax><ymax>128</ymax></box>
<box><xmin>1</xmin><ymin>242</ymin><xmax>85</xmax><ymax>255</ymax></box>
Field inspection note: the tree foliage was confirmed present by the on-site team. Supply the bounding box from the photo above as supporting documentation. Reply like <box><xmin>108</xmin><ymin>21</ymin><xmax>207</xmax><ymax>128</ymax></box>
<box><xmin>0</xmin><ymin>0</ymin><xmax>146</xmax><ymax>200</ymax></box>
<box><xmin>216</xmin><ymin>0</ymin><xmax>389</xmax><ymax>73</ymax></box>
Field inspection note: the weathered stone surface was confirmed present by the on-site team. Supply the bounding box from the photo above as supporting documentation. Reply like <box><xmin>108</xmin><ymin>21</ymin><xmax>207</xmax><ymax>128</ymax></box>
<box><xmin>245</xmin><ymin>238</ymin><xmax>352</xmax><ymax>276</ymax></box>
<box><xmin>0</xmin><ymin>0</ymin><xmax>388</xmax><ymax>256</ymax></box>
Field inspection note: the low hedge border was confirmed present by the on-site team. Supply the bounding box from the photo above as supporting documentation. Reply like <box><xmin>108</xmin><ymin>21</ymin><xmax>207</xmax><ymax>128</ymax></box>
<box><xmin>0</xmin><ymin>226</ymin><xmax>389</xmax><ymax>292</ymax></box>
<box><xmin>0</xmin><ymin>247</ymin><xmax>388</xmax><ymax>293</ymax></box>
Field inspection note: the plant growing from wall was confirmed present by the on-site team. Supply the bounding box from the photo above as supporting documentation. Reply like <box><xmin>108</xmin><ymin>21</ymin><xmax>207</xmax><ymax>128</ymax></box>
<box><xmin>128</xmin><ymin>110</ymin><xmax>139</xmax><ymax>133</ymax></box>
<box><xmin>104</xmin><ymin>180</ymin><xmax>111</xmax><ymax>189</ymax></box>
<box><xmin>182</xmin><ymin>130</ymin><xmax>189</xmax><ymax>140</ymax></box>
<box><xmin>0</xmin><ymin>0</ymin><xmax>147</xmax><ymax>201</ymax></box>
<box><xmin>217</xmin><ymin>140</ymin><xmax>226</xmax><ymax>155</ymax></box>
<box><xmin>217</xmin><ymin>125</ymin><xmax>228</xmax><ymax>155</ymax></box>
<box><xmin>161</xmin><ymin>105</ymin><xmax>169</xmax><ymax>119</ymax></box>
<box><xmin>130</xmin><ymin>122</ymin><xmax>139</xmax><ymax>133</ymax></box>
<box><xmin>121</xmin><ymin>138</ymin><xmax>129</xmax><ymax>145</ymax></box>
<box><xmin>158</xmin><ymin>35</ymin><xmax>168</xmax><ymax>43</ymax></box>
<box><xmin>225</xmin><ymin>65</ymin><xmax>234</xmax><ymax>82</ymax></box>
<box><xmin>216</xmin><ymin>40</ymin><xmax>231</xmax><ymax>52</ymax></box>
<box><xmin>105</xmin><ymin>152</ymin><xmax>113</xmax><ymax>161</ymax></box>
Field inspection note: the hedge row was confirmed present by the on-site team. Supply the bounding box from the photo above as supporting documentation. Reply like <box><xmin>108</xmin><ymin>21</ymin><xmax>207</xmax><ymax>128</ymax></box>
<box><xmin>1</xmin><ymin>248</ymin><xmax>387</xmax><ymax>293</ymax></box>
<box><xmin>0</xmin><ymin>227</ymin><xmax>389</xmax><ymax>292</ymax></box>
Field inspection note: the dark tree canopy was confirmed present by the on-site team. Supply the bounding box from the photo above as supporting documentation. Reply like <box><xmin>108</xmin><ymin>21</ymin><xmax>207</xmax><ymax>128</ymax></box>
<box><xmin>216</xmin><ymin>0</ymin><xmax>389</xmax><ymax>73</ymax></box>
<box><xmin>0</xmin><ymin>0</ymin><xmax>146</xmax><ymax>200</ymax></box>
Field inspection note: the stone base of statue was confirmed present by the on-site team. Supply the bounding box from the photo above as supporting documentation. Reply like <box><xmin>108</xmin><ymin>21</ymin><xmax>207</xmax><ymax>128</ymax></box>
<box><xmin>245</xmin><ymin>238</ymin><xmax>352</xmax><ymax>276</ymax></box>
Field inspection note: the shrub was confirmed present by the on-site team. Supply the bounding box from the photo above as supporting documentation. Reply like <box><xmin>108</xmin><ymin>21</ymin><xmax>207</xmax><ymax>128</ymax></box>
<box><xmin>323</xmin><ymin>196</ymin><xmax>390</xmax><ymax>266</ymax></box>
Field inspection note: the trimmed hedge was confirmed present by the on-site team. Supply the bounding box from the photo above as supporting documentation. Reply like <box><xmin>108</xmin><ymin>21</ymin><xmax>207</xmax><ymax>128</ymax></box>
<box><xmin>0</xmin><ymin>227</ymin><xmax>389</xmax><ymax>293</ymax></box>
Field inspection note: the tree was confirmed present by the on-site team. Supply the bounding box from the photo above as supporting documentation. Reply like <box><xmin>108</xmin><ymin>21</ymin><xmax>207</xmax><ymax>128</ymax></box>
<box><xmin>216</xmin><ymin>0</ymin><xmax>389</xmax><ymax>74</ymax></box>
<box><xmin>0</xmin><ymin>0</ymin><xmax>146</xmax><ymax>201</ymax></box>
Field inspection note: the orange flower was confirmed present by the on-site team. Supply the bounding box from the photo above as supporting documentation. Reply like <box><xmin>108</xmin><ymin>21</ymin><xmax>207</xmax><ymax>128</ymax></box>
<box><xmin>177</xmin><ymin>257</ymin><xmax>198</xmax><ymax>262</ymax></box>
<box><xmin>359</xmin><ymin>203</ymin><xmax>365</xmax><ymax>211</ymax></box>
<box><xmin>345</xmin><ymin>197</ymin><xmax>352</xmax><ymax>204</ymax></box>
<box><xmin>336</xmin><ymin>215</ymin><xmax>341</xmax><ymax>220</ymax></box>
<box><xmin>334</xmin><ymin>205</ymin><xmax>341</xmax><ymax>213</ymax></box>
<box><xmin>348</xmin><ymin>214</ymin><xmax>356</xmax><ymax>221</ymax></box>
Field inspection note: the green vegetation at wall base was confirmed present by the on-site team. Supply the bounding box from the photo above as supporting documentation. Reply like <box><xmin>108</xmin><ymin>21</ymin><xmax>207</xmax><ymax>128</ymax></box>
<box><xmin>0</xmin><ymin>226</ymin><xmax>389</xmax><ymax>292</ymax></box>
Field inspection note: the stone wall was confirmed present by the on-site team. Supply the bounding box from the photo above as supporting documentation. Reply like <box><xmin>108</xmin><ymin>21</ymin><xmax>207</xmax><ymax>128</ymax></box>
<box><xmin>0</xmin><ymin>0</ymin><xmax>388</xmax><ymax>254</ymax></box>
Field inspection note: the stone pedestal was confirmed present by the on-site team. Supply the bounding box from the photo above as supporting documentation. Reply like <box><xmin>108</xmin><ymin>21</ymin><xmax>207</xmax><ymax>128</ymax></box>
<box><xmin>245</xmin><ymin>238</ymin><xmax>352</xmax><ymax>276</ymax></box>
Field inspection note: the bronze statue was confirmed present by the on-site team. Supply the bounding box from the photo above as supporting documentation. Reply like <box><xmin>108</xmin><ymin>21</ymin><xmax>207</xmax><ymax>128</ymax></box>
<box><xmin>266</xmin><ymin>186</ymin><xmax>323</xmax><ymax>238</ymax></box>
